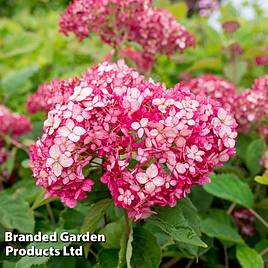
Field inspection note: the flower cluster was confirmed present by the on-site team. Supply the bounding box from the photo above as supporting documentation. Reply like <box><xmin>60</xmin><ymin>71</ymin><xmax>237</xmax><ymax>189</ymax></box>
<box><xmin>232</xmin><ymin>208</ymin><xmax>256</xmax><ymax>237</ymax></box>
<box><xmin>59</xmin><ymin>0</ymin><xmax>195</xmax><ymax>71</ymax></box>
<box><xmin>0</xmin><ymin>105</ymin><xmax>32</xmax><ymax>138</ymax></box>
<box><xmin>175</xmin><ymin>74</ymin><xmax>237</xmax><ymax>113</ymax></box>
<box><xmin>234</xmin><ymin>75</ymin><xmax>268</xmax><ymax>132</ymax></box>
<box><xmin>27</xmin><ymin>78</ymin><xmax>78</xmax><ymax>114</ymax></box>
<box><xmin>198</xmin><ymin>0</ymin><xmax>219</xmax><ymax>16</ymax></box>
<box><xmin>30</xmin><ymin>61</ymin><xmax>237</xmax><ymax>219</ymax></box>
<box><xmin>176</xmin><ymin>74</ymin><xmax>268</xmax><ymax>134</ymax></box>
<box><xmin>0</xmin><ymin>105</ymin><xmax>31</xmax><ymax>172</ymax></box>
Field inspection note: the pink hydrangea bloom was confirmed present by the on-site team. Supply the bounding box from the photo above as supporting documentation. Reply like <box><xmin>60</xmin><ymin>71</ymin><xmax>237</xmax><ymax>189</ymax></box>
<box><xmin>234</xmin><ymin>76</ymin><xmax>268</xmax><ymax>132</ymax></box>
<box><xmin>0</xmin><ymin>105</ymin><xmax>32</xmax><ymax>138</ymax></box>
<box><xmin>59</xmin><ymin>0</ymin><xmax>195</xmax><ymax>69</ymax></box>
<box><xmin>198</xmin><ymin>0</ymin><xmax>219</xmax><ymax>16</ymax></box>
<box><xmin>30</xmin><ymin>61</ymin><xmax>237</xmax><ymax>219</ymax></box>
<box><xmin>175</xmin><ymin>74</ymin><xmax>237</xmax><ymax>113</ymax></box>
<box><xmin>27</xmin><ymin>78</ymin><xmax>78</xmax><ymax>114</ymax></box>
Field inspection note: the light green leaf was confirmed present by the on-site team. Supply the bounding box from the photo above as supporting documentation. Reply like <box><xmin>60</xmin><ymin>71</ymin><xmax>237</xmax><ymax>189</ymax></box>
<box><xmin>187</xmin><ymin>58</ymin><xmax>222</xmax><ymax>72</ymax></box>
<box><xmin>147</xmin><ymin>199</ymin><xmax>207</xmax><ymax>248</ymax></box>
<box><xmin>1</xmin><ymin>64</ymin><xmax>39</xmax><ymax>96</ymax></box>
<box><xmin>236</xmin><ymin>245</ymin><xmax>264</xmax><ymax>268</ymax></box>
<box><xmin>130</xmin><ymin>227</ymin><xmax>161</xmax><ymax>268</ymax></box>
<box><xmin>246</xmin><ymin>139</ymin><xmax>266</xmax><ymax>176</ymax></box>
<box><xmin>81</xmin><ymin>199</ymin><xmax>112</xmax><ymax>233</ymax></box>
<box><xmin>165</xmin><ymin>3</ymin><xmax>188</xmax><ymax>19</ymax></box>
<box><xmin>2</xmin><ymin>32</ymin><xmax>40</xmax><ymax>58</ymax></box>
<box><xmin>204</xmin><ymin>173</ymin><xmax>254</xmax><ymax>208</ymax></box>
<box><xmin>0</xmin><ymin>191</ymin><xmax>35</xmax><ymax>233</ymax></box>
<box><xmin>201</xmin><ymin>210</ymin><xmax>243</xmax><ymax>244</ymax></box>
<box><xmin>255</xmin><ymin>174</ymin><xmax>268</xmax><ymax>186</ymax></box>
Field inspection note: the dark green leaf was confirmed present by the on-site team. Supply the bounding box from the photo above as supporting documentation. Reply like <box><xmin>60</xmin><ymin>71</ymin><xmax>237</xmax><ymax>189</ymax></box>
<box><xmin>130</xmin><ymin>227</ymin><xmax>161</xmax><ymax>268</ymax></box>
<box><xmin>81</xmin><ymin>199</ymin><xmax>112</xmax><ymax>233</ymax></box>
<box><xmin>99</xmin><ymin>249</ymin><xmax>119</xmax><ymax>268</ymax></box>
<box><xmin>147</xmin><ymin>199</ymin><xmax>207</xmax><ymax>248</ymax></box>
<box><xmin>201</xmin><ymin>210</ymin><xmax>243</xmax><ymax>244</ymax></box>
<box><xmin>0</xmin><ymin>191</ymin><xmax>35</xmax><ymax>233</ymax></box>
<box><xmin>246</xmin><ymin>139</ymin><xmax>266</xmax><ymax>176</ymax></box>
<box><xmin>204</xmin><ymin>173</ymin><xmax>254</xmax><ymax>208</ymax></box>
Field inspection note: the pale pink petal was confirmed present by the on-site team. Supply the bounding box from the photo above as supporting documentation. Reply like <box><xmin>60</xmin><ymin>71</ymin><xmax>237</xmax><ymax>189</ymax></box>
<box><xmin>46</xmin><ymin>158</ymin><xmax>55</xmax><ymax>167</ymax></box>
<box><xmin>52</xmin><ymin>162</ymin><xmax>62</xmax><ymax>177</ymax></box>
<box><xmin>66</xmin><ymin>119</ymin><xmax>75</xmax><ymax>130</ymax></box>
<box><xmin>136</xmin><ymin>173</ymin><xmax>149</xmax><ymax>184</ymax></box>
<box><xmin>59</xmin><ymin>155</ymin><xmax>74</xmax><ymax>167</ymax></box>
<box><xmin>131</xmin><ymin>122</ymin><xmax>140</xmax><ymax>130</ymax></box>
<box><xmin>146</xmin><ymin>164</ymin><xmax>158</xmax><ymax>178</ymax></box>
<box><xmin>137</xmin><ymin>128</ymin><xmax>144</xmax><ymax>138</ymax></box>
<box><xmin>49</xmin><ymin>145</ymin><xmax>61</xmax><ymax>158</ymax></box>
<box><xmin>218</xmin><ymin>108</ymin><xmax>227</xmax><ymax>121</ymax></box>
<box><xmin>145</xmin><ymin>181</ymin><xmax>155</xmax><ymax>192</ymax></box>
<box><xmin>140</xmin><ymin>118</ymin><xmax>148</xmax><ymax>127</ymax></box>
<box><xmin>58</xmin><ymin>126</ymin><xmax>71</xmax><ymax>137</ymax></box>
<box><xmin>68</xmin><ymin>133</ymin><xmax>80</xmax><ymax>142</ymax></box>
<box><xmin>176</xmin><ymin>163</ymin><xmax>186</xmax><ymax>174</ymax></box>
<box><xmin>73</xmin><ymin>126</ymin><xmax>86</xmax><ymax>136</ymax></box>
<box><xmin>153</xmin><ymin>176</ymin><xmax>165</xmax><ymax>186</ymax></box>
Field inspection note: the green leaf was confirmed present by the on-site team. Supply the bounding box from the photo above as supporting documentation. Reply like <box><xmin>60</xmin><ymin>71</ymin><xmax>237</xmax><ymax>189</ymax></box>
<box><xmin>246</xmin><ymin>139</ymin><xmax>266</xmax><ymax>176</ymax></box>
<box><xmin>236</xmin><ymin>245</ymin><xmax>264</xmax><ymax>268</ymax></box>
<box><xmin>81</xmin><ymin>199</ymin><xmax>112</xmax><ymax>233</ymax></box>
<box><xmin>203</xmin><ymin>173</ymin><xmax>254</xmax><ymax>208</ymax></box>
<box><xmin>2</xmin><ymin>31</ymin><xmax>40</xmax><ymax>58</ymax></box>
<box><xmin>223</xmin><ymin>61</ymin><xmax>248</xmax><ymax>85</ymax></box>
<box><xmin>201</xmin><ymin>210</ymin><xmax>243</xmax><ymax>244</ymax></box>
<box><xmin>1</xmin><ymin>64</ymin><xmax>39</xmax><ymax>97</ymax></box>
<box><xmin>187</xmin><ymin>58</ymin><xmax>222</xmax><ymax>72</ymax></box>
<box><xmin>100</xmin><ymin>220</ymin><xmax>124</xmax><ymax>249</ymax></box>
<box><xmin>147</xmin><ymin>199</ymin><xmax>207</xmax><ymax>248</ymax></box>
<box><xmin>255</xmin><ymin>174</ymin><xmax>268</xmax><ymax>185</ymax></box>
<box><xmin>59</xmin><ymin>204</ymin><xmax>88</xmax><ymax>230</ymax></box>
<box><xmin>165</xmin><ymin>3</ymin><xmax>188</xmax><ymax>19</ymax></box>
<box><xmin>0</xmin><ymin>191</ymin><xmax>35</xmax><ymax>233</ymax></box>
<box><xmin>130</xmin><ymin>227</ymin><xmax>161</xmax><ymax>268</ymax></box>
<box><xmin>99</xmin><ymin>249</ymin><xmax>119</xmax><ymax>268</ymax></box>
<box><xmin>15</xmin><ymin>237</ymin><xmax>70</xmax><ymax>268</ymax></box>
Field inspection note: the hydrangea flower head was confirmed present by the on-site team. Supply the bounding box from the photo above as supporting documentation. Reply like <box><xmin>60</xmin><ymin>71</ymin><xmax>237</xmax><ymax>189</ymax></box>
<box><xmin>30</xmin><ymin>61</ymin><xmax>237</xmax><ymax>219</ymax></box>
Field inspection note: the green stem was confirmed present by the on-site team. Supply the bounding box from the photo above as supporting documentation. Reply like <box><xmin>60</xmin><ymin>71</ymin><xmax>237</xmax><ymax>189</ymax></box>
<box><xmin>249</xmin><ymin>208</ymin><xmax>268</xmax><ymax>229</ymax></box>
